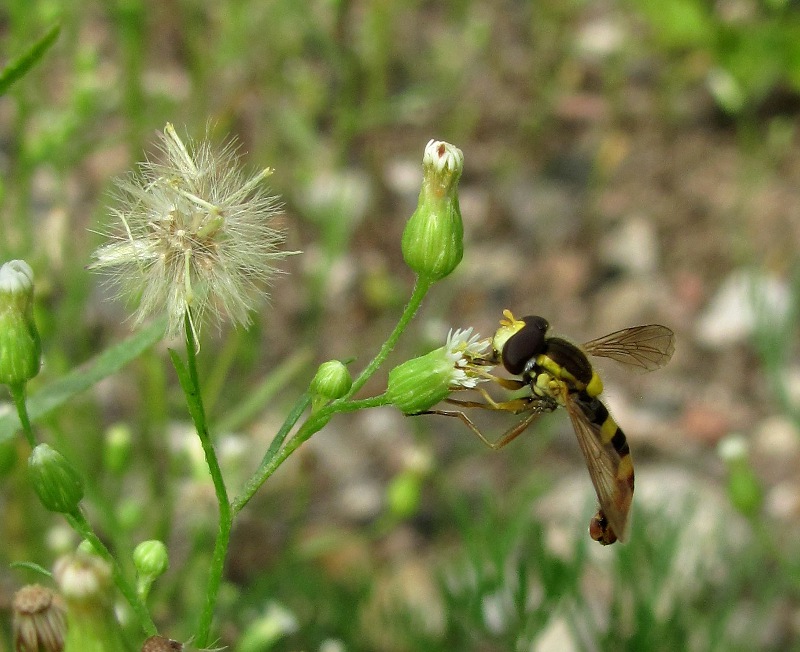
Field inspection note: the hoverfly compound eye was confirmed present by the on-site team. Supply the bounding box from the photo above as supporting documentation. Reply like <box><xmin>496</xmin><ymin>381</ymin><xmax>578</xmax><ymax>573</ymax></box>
<box><xmin>501</xmin><ymin>315</ymin><xmax>549</xmax><ymax>375</ymax></box>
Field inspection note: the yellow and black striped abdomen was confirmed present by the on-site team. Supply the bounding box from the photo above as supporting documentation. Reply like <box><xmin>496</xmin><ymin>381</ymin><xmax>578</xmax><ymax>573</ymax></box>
<box><xmin>576</xmin><ymin>392</ymin><xmax>629</xmax><ymax>455</ymax></box>
<box><xmin>573</xmin><ymin>391</ymin><xmax>635</xmax><ymax>545</ymax></box>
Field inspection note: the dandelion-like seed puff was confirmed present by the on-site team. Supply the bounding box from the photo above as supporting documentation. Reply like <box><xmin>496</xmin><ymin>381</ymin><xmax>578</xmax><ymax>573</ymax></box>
<box><xmin>90</xmin><ymin>123</ymin><xmax>293</xmax><ymax>340</ymax></box>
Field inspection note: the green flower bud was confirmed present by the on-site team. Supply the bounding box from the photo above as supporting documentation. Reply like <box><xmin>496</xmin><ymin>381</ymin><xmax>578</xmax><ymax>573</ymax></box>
<box><xmin>309</xmin><ymin>360</ymin><xmax>352</xmax><ymax>412</ymax></box>
<box><xmin>133</xmin><ymin>539</ymin><xmax>169</xmax><ymax>579</ymax></box>
<box><xmin>386</xmin><ymin>470</ymin><xmax>423</xmax><ymax>519</ymax></box>
<box><xmin>386</xmin><ymin>328</ymin><xmax>489</xmax><ymax>414</ymax></box>
<box><xmin>28</xmin><ymin>444</ymin><xmax>84</xmax><ymax>515</ymax></box>
<box><xmin>134</xmin><ymin>539</ymin><xmax>169</xmax><ymax>602</ymax></box>
<box><xmin>718</xmin><ymin>435</ymin><xmax>763</xmax><ymax>518</ymax></box>
<box><xmin>0</xmin><ymin>260</ymin><xmax>41</xmax><ymax>386</ymax></box>
<box><xmin>103</xmin><ymin>423</ymin><xmax>132</xmax><ymax>475</ymax></box>
<box><xmin>401</xmin><ymin>140</ymin><xmax>464</xmax><ymax>281</ymax></box>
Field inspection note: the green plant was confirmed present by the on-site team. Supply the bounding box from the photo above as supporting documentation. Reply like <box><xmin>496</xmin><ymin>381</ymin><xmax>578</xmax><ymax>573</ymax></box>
<box><xmin>2</xmin><ymin>133</ymin><xmax>489</xmax><ymax>648</ymax></box>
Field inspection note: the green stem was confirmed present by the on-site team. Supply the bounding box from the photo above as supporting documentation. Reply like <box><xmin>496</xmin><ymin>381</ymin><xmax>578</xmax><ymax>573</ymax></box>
<box><xmin>344</xmin><ymin>275</ymin><xmax>433</xmax><ymax>399</ymax></box>
<box><xmin>66</xmin><ymin>511</ymin><xmax>157</xmax><ymax>636</ymax></box>
<box><xmin>9</xmin><ymin>382</ymin><xmax>35</xmax><ymax>448</ymax></box>
<box><xmin>177</xmin><ymin>313</ymin><xmax>231</xmax><ymax>648</ymax></box>
<box><xmin>232</xmin><ymin>391</ymin><xmax>311</xmax><ymax>515</ymax></box>
<box><xmin>232</xmin><ymin>394</ymin><xmax>391</xmax><ymax>516</ymax></box>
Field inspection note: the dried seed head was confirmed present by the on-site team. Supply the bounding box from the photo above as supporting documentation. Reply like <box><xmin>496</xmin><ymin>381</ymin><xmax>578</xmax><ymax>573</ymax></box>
<box><xmin>91</xmin><ymin>124</ymin><xmax>295</xmax><ymax>339</ymax></box>
<box><xmin>12</xmin><ymin>584</ymin><xmax>66</xmax><ymax>652</ymax></box>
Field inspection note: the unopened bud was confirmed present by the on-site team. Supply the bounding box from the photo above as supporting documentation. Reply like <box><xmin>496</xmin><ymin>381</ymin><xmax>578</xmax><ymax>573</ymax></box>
<box><xmin>401</xmin><ymin>140</ymin><xmax>464</xmax><ymax>281</ymax></box>
<box><xmin>718</xmin><ymin>435</ymin><xmax>763</xmax><ymax>518</ymax></box>
<box><xmin>309</xmin><ymin>360</ymin><xmax>352</xmax><ymax>412</ymax></box>
<box><xmin>54</xmin><ymin>551</ymin><xmax>128</xmax><ymax>652</ymax></box>
<box><xmin>134</xmin><ymin>539</ymin><xmax>169</xmax><ymax>601</ymax></box>
<box><xmin>28</xmin><ymin>444</ymin><xmax>84</xmax><ymax>515</ymax></box>
<box><xmin>103</xmin><ymin>423</ymin><xmax>132</xmax><ymax>475</ymax></box>
<box><xmin>386</xmin><ymin>470</ymin><xmax>423</xmax><ymax>519</ymax></box>
<box><xmin>0</xmin><ymin>260</ymin><xmax>41</xmax><ymax>386</ymax></box>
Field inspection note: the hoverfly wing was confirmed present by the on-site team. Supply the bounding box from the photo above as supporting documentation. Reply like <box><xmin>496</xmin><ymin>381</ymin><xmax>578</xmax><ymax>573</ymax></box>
<box><xmin>583</xmin><ymin>324</ymin><xmax>675</xmax><ymax>372</ymax></box>
<box><xmin>564</xmin><ymin>393</ymin><xmax>633</xmax><ymax>543</ymax></box>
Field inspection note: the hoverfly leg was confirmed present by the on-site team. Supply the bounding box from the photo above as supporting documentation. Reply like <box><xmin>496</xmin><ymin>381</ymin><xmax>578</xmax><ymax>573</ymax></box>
<box><xmin>420</xmin><ymin>408</ymin><xmax>498</xmax><ymax>449</ymax></box>
<box><xmin>445</xmin><ymin>395</ymin><xmax>534</xmax><ymax>414</ymax></box>
<box><xmin>422</xmin><ymin>402</ymin><xmax>553</xmax><ymax>451</ymax></box>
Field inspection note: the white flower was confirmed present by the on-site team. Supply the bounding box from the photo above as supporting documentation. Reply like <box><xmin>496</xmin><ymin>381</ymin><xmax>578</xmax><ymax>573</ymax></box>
<box><xmin>90</xmin><ymin>123</ymin><xmax>294</xmax><ymax>340</ymax></box>
<box><xmin>0</xmin><ymin>260</ymin><xmax>34</xmax><ymax>294</ymax></box>
<box><xmin>423</xmin><ymin>139</ymin><xmax>464</xmax><ymax>175</ymax></box>
<box><xmin>444</xmin><ymin>327</ymin><xmax>492</xmax><ymax>389</ymax></box>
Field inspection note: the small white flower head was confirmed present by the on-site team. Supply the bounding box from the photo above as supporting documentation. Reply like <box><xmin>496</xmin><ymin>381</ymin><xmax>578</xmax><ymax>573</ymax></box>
<box><xmin>423</xmin><ymin>139</ymin><xmax>464</xmax><ymax>177</ymax></box>
<box><xmin>90</xmin><ymin>123</ymin><xmax>293</xmax><ymax>340</ymax></box>
<box><xmin>385</xmin><ymin>326</ymin><xmax>492</xmax><ymax>414</ymax></box>
<box><xmin>0</xmin><ymin>259</ymin><xmax>41</xmax><ymax>385</ymax></box>
<box><xmin>444</xmin><ymin>327</ymin><xmax>492</xmax><ymax>390</ymax></box>
<box><xmin>0</xmin><ymin>259</ymin><xmax>34</xmax><ymax>295</ymax></box>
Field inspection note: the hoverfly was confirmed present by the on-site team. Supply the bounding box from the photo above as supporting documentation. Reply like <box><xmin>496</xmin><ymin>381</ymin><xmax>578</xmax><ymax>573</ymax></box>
<box><xmin>424</xmin><ymin>310</ymin><xmax>675</xmax><ymax>545</ymax></box>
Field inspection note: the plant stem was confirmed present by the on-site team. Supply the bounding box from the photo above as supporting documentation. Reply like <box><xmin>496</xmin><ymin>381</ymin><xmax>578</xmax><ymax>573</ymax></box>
<box><xmin>9</xmin><ymin>382</ymin><xmax>36</xmax><ymax>448</ymax></box>
<box><xmin>178</xmin><ymin>313</ymin><xmax>232</xmax><ymax>648</ymax></box>
<box><xmin>66</xmin><ymin>510</ymin><xmax>157</xmax><ymax>636</ymax></box>
<box><xmin>233</xmin><ymin>394</ymin><xmax>391</xmax><ymax>515</ymax></box>
<box><xmin>232</xmin><ymin>391</ymin><xmax>311</xmax><ymax>516</ymax></box>
<box><xmin>344</xmin><ymin>275</ymin><xmax>432</xmax><ymax>399</ymax></box>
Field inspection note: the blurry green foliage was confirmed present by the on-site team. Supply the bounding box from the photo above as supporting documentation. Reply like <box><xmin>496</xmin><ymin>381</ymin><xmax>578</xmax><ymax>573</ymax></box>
<box><xmin>630</xmin><ymin>0</ymin><xmax>800</xmax><ymax>114</ymax></box>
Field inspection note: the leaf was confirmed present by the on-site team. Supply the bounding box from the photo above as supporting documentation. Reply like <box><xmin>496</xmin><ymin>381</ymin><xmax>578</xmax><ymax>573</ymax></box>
<box><xmin>9</xmin><ymin>561</ymin><xmax>53</xmax><ymax>578</ymax></box>
<box><xmin>0</xmin><ymin>23</ymin><xmax>61</xmax><ymax>96</ymax></box>
<box><xmin>0</xmin><ymin>318</ymin><xmax>166</xmax><ymax>442</ymax></box>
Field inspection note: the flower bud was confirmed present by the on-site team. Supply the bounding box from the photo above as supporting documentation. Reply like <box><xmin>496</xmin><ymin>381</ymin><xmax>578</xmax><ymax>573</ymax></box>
<box><xmin>718</xmin><ymin>435</ymin><xmax>763</xmax><ymax>518</ymax></box>
<box><xmin>309</xmin><ymin>360</ymin><xmax>352</xmax><ymax>412</ymax></box>
<box><xmin>386</xmin><ymin>470</ymin><xmax>423</xmax><ymax>519</ymax></box>
<box><xmin>385</xmin><ymin>348</ymin><xmax>454</xmax><ymax>415</ymax></box>
<box><xmin>12</xmin><ymin>584</ymin><xmax>66</xmax><ymax>652</ymax></box>
<box><xmin>133</xmin><ymin>540</ymin><xmax>169</xmax><ymax>601</ymax></box>
<box><xmin>28</xmin><ymin>444</ymin><xmax>84</xmax><ymax>515</ymax></box>
<box><xmin>401</xmin><ymin>140</ymin><xmax>464</xmax><ymax>281</ymax></box>
<box><xmin>103</xmin><ymin>423</ymin><xmax>132</xmax><ymax>475</ymax></box>
<box><xmin>53</xmin><ymin>551</ymin><xmax>128</xmax><ymax>652</ymax></box>
<box><xmin>134</xmin><ymin>540</ymin><xmax>169</xmax><ymax>578</ymax></box>
<box><xmin>0</xmin><ymin>260</ymin><xmax>41</xmax><ymax>386</ymax></box>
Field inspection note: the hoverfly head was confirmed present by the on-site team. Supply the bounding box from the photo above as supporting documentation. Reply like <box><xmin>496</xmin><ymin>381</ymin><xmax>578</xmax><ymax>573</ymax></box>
<box><xmin>494</xmin><ymin>312</ymin><xmax>549</xmax><ymax>376</ymax></box>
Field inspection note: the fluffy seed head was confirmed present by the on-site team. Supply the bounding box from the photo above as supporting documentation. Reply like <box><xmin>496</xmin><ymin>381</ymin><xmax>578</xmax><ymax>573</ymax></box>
<box><xmin>90</xmin><ymin>123</ymin><xmax>293</xmax><ymax>339</ymax></box>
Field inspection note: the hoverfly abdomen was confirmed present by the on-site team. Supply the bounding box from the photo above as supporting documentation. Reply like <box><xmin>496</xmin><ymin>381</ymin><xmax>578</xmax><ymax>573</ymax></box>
<box><xmin>589</xmin><ymin>510</ymin><xmax>618</xmax><ymax>546</ymax></box>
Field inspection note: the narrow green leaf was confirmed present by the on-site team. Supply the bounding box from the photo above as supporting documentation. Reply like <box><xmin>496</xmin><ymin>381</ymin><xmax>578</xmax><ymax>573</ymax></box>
<box><xmin>9</xmin><ymin>561</ymin><xmax>53</xmax><ymax>578</ymax></box>
<box><xmin>0</xmin><ymin>317</ymin><xmax>166</xmax><ymax>442</ymax></box>
<box><xmin>0</xmin><ymin>23</ymin><xmax>61</xmax><ymax>96</ymax></box>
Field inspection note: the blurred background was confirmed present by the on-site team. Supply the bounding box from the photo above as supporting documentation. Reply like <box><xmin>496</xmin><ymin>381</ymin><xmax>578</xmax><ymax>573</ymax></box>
<box><xmin>1</xmin><ymin>0</ymin><xmax>800</xmax><ymax>650</ymax></box>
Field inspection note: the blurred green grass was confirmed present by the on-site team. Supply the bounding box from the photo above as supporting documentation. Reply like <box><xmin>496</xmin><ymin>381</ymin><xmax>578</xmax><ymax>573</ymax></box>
<box><xmin>2</xmin><ymin>0</ymin><xmax>800</xmax><ymax>650</ymax></box>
